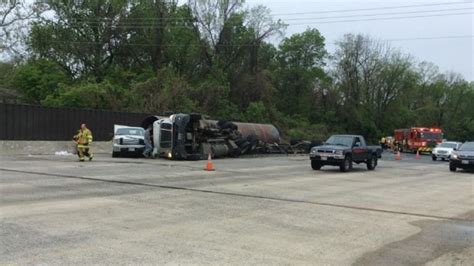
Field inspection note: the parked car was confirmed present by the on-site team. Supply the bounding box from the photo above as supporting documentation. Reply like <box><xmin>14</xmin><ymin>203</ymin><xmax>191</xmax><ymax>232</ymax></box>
<box><xmin>432</xmin><ymin>141</ymin><xmax>463</xmax><ymax>161</ymax></box>
<box><xmin>309</xmin><ymin>135</ymin><xmax>381</xmax><ymax>172</ymax></box>
<box><xmin>449</xmin><ymin>142</ymin><xmax>474</xmax><ymax>172</ymax></box>
<box><xmin>112</xmin><ymin>126</ymin><xmax>145</xmax><ymax>157</ymax></box>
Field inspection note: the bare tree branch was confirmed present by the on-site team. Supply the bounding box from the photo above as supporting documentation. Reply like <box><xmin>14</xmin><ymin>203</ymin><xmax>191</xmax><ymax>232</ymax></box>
<box><xmin>1</xmin><ymin>0</ymin><xmax>18</xmax><ymax>27</ymax></box>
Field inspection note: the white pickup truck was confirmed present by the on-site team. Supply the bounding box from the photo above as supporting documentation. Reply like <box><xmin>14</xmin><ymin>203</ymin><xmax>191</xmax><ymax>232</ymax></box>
<box><xmin>112</xmin><ymin>125</ymin><xmax>145</xmax><ymax>157</ymax></box>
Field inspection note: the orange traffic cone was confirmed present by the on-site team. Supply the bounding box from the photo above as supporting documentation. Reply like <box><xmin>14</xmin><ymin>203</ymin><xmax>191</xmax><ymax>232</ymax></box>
<box><xmin>416</xmin><ymin>150</ymin><xmax>421</xmax><ymax>159</ymax></box>
<box><xmin>395</xmin><ymin>150</ymin><xmax>401</xmax><ymax>160</ymax></box>
<box><xmin>204</xmin><ymin>153</ymin><xmax>215</xmax><ymax>171</ymax></box>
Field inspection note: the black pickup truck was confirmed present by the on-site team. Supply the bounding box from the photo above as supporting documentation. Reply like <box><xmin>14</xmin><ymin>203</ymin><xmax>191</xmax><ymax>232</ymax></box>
<box><xmin>309</xmin><ymin>135</ymin><xmax>382</xmax><ymax>172</ymax></box>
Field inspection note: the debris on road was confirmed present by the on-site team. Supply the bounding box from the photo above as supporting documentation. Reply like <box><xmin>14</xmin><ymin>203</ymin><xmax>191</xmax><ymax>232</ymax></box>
<box><xmin>54</xmin><ymin>151</ymin><xmax>73</xmax><ymax>156</ymax></box>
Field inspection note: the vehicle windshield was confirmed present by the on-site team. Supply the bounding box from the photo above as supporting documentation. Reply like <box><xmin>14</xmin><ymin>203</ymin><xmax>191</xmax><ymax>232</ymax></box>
<box><xmin>459</xmin><ymin>142</ymin><xmax>474</xmax><ymax>151</ymax></box>
<box><xmin>417</xmin><ymin>132</ymin><xmax>443</xmax><ymax>139</ymax></box>
<box><xmin>325</xmin><ymin>136</ymin><xmax>354</xmax><ymax>147</ymax></box>
<box><xmin>438</xmin><ymin>142</ymin><xmax>457</xmax><ymax>149</ymax></box>
<box><xmin>116</xmin><ymin>128</ymin><xmax>144</xmax><ymax>136</ymax></box>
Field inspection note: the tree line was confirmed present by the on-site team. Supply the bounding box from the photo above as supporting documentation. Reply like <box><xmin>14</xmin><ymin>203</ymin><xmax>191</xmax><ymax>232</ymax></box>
<box><xmin>1</xmin><ymin>0</ymin><xmax>473</xmax><ymax>142</ymax></box>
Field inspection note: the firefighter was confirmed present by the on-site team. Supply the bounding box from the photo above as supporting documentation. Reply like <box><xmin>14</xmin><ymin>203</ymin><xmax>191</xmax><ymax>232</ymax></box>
<box><xmin>380</xmin><ymin>136</ymin><xmax>387</xmax><ymax>150</ymax></box>
<box><xmin>143</xmin><ymin>125</ymin><xmax>153</xmax><ymax>158</ymax></box>
<box><xmin>74</xmin><ymin>123</ymin><xmax>93</xmax><ymax>161</ymax></box>
<box><xmin>392</xmin><ymin>140</ymin><xmax>400</xmax><ymax>153</ymax></box>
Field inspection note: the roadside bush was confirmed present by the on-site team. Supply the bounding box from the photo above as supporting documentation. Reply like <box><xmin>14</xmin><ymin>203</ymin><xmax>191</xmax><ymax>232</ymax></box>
<box><xmin>242</xmin><ymin>101</ymin><xmax>270</xmax><ymax>123</ymax></box>
<box><xmin>42</xmin><ymin>81</ymin><xmax>133</xmax><ymax>110</ymax></box>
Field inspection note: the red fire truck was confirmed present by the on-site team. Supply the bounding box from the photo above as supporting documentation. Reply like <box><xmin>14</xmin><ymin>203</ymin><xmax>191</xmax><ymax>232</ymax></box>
<box><xmin>394</xmin><ymin>127</ymin><xmax>444</xmax><ymax>153</ymax></box>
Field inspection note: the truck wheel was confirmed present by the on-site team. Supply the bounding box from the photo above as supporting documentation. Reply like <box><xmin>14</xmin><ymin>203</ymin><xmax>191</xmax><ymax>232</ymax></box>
<box><xmin>340</xmin><ymin>156</ymin><xmax>352</xmax><ymax>172</ymax></box>
<box><xmin>311</xmin><ymin>160</ymin><xmax>322</xmax><ymax>170</ymax></box>
<box><xmin>112</xmin><ymin>151</ymin><xmax>119</xmax><ymax>158</ymax></box>
<box><xmin>449</xmin><ymin>163</ymin><xmax>457</xmax><ymax>172</ymax></box>
<box><xmin>367</xmin><ymin>156</ymin><xmax>377</xmax><ymax>170</ymax></box>
<box><xmin>432</xmin><ymin>155</ymin><xmax>437</xmax><ymax>161</ymax></box>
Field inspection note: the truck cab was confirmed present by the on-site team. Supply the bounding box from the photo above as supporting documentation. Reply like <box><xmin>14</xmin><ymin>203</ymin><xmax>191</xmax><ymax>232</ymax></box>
<box><xmin>152</xmin><ymin>118</ymin><xmax>174</xmax><ymax>159</ymax></box>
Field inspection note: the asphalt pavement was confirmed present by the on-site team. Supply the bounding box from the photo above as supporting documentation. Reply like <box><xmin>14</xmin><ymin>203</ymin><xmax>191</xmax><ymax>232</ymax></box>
<box><xmin>0</xmin><ymin>152</ymin><xmax>472</xmax><ymax>265</ymax></box>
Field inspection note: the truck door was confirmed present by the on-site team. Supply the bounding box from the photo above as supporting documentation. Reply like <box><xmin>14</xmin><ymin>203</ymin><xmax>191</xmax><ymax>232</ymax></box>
<box><xmin>352</xmin><ymin>137</ymin><xmax>365</xmax><ymax>161</ymax></box>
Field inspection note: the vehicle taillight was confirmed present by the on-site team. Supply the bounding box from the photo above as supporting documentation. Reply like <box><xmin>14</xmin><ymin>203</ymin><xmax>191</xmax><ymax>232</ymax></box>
<box><xmin>422</xmin><ymin>142</ymin><xmax>427</xmax><ymax>146</ymax></box>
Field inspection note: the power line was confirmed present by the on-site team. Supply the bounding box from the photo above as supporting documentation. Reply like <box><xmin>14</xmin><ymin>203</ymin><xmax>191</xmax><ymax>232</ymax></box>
<box><xmin>50</xmin><ymin>1</ymin><xmax>474</xmax><ymax>23</ymax></box>
<box><xmin>52</xmin><ymin>12</ymin><xmax>474</xmax><ymax>29</ymax></box>
<box><xmin>282</xmin><ymin>7</ymin><xmax>474</xmax><ymax>22</ymax></box>
<box><xmin>63</xmin><ymin>7</ymin><xmax>474</xmax><ymax>26</ymax></box>
<box><xmin>42</xmin><ymin>35</ymin><xmax>474</xmax><ymax>47</ymax></box>
<box><xmin>272</xmin><ymin>1</ymin><xmax>474</xmax><ymax>16</ymax></box>
<box><xmin>289</xmin><ymin>12</ymin><xmax>474</xmax><ymax>26</ymax></box>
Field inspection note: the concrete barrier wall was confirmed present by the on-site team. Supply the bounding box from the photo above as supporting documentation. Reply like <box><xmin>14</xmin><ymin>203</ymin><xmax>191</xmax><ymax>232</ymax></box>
<box><xmin>0</xmin><ymin>141</ymin><xmax>112</xmax><ymax>155</ymax></box>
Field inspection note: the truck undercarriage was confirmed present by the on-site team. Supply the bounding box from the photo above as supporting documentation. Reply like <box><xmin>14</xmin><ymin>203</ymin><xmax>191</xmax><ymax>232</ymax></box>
<box><xmin>141</xmin><ymin>113</ymin><xmax>311</xmax><ymax>160</ymax></box>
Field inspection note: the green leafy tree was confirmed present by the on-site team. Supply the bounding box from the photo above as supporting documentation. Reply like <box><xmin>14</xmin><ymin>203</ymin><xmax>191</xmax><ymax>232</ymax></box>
<box><xmin>275</xmin><ymin>28</ymin><xmax>328</xmax><ymax>118</ymax></box>
<box><xmin>186</xmin><ymin>66</ymin><xmax>240</xmax><ymax>119</ymax></box>
<box><xmin>333</xmin><ymin>34</ymin><xmax>416</xmax><ymax>140</ymax></box>
<box><xmin>131</xmin><ymin>67</ymin><xmax>197</xmax><ymax>113</ymax></box>
<box><xmin>29</xmin><ymin>0</ymin><xmax>131</xmax><ymax>80</ymax></box>
<box><xmin>13</xmin><ymin>59</ymin><xmax>69</xmax><ymax>103</ymax></box>
<box><xmin>5</xmin><ymin>0</ymin><xmax>474</xmax><ymax>141</ymax></box>
<box><xmin>118</xmin><ymin>1</ymin><xmax>204</xmax><ymax>76</ymax></box>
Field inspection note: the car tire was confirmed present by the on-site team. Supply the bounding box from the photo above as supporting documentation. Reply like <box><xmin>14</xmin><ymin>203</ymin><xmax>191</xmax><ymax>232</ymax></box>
<box><xmin>367</xmin><ymin>156</ymin><xmax>377</xmax><ymax>170</ymax></box>
<box><xmin>112</xmin><ymin>151</ymin><xmax>119</xmax><ymax>158</ymax></box>
<box><xmin>449</xmin><ymin>163</ymin><xmax>457</xmax><ymax>172</ymax></box>
<box><xmin>311</xmin><ymin>160</ymin><xmax>322</xmax><ymax>170</ymax></box>
<box><xmin>432</xmin><ymin>155</ymin><xmax>437</xmax><ymax>161</ymax></box>
<box><xmin>340</xmin><ymin>156</ymin><xmax>352</xmax><ymax>172</ymax></box>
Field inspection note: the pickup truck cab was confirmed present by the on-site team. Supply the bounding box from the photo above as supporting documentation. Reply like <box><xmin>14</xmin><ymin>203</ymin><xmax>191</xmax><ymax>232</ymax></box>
<box><xmin>309</xmin><ymin>135</ymin><xmax>381</xmax><ymax>172</ymax></box>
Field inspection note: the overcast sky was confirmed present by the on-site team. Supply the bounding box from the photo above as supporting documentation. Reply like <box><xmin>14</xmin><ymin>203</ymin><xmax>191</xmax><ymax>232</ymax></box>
<box><xmin>246</xmin><ymin>0</ymin><xmax>473</xmax><ymax>80</ymax></box>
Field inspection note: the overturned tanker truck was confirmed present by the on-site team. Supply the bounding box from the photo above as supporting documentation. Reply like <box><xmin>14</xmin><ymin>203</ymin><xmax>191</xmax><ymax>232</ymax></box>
<box><xmin>141</xmin><ymin>113</ymin><xmax>284</xmax><ymax>160</ymax></box>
